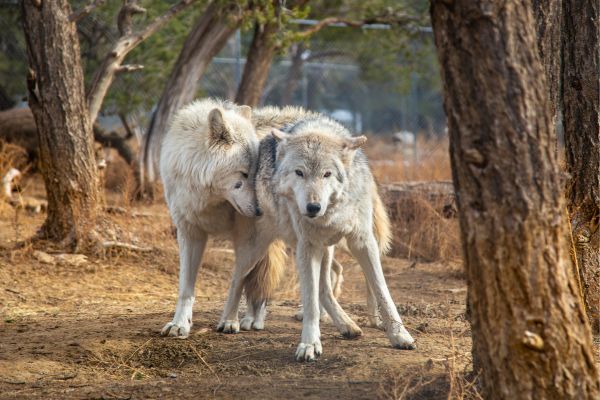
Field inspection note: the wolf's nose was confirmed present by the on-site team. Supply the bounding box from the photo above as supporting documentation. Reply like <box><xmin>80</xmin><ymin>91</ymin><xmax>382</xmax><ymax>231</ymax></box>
<box><xmin>306</xmin><ymin>203</ymin><xmax>321</xmax><ymax>215</ymax></box>
<box><xmin>255</xmin><ymin>206</ymin><xmax>263</xmax><ymax>217</ymax></box>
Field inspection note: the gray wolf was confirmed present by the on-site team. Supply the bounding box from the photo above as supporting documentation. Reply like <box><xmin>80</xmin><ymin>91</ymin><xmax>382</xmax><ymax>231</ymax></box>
<box><xmin>259</xmin><ymin>116</ymin><xmax>415</xmax><ymax>360</ymax></box>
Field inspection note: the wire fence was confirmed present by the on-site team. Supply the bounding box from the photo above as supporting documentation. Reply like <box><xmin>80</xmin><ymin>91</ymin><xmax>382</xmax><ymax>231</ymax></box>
<box><xmin>201</xmin><ymin>21</ymin><xmax>446</xmax><ymax>139</ymax></box>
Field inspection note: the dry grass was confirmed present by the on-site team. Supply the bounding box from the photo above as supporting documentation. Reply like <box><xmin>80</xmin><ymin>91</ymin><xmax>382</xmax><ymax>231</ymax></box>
<box><xmin>366</xmin><ymin>135</ymin><xmax>452</xmax><ymax>184</ymax></box>
<box><xmin>365</xmin><ymin>135</ymin><xmax>461</xmax><ymax>265</ymax></box>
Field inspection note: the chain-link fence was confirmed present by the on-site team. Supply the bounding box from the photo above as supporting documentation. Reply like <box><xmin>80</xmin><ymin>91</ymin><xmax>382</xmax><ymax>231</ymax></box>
<box><xmin>201</xmin><ymin>21</ymin><xmax>445</xmax><ymax>139</ymax></box>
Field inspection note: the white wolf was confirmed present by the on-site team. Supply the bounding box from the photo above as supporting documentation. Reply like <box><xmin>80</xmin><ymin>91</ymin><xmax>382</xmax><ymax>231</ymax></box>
<box><xmin>159</xmin><ymin>98</ymin><xmax>287</xmax><ymax>337</ymax></box>
<box><xmin>159</xmin><ymin>99</ymin><xmax>348</xmax><ymax>338</ymax></box>
<box><xmin>258</xmin><ymin>116</ymin><xmax>416</xmax><ymax>360</ymax></box>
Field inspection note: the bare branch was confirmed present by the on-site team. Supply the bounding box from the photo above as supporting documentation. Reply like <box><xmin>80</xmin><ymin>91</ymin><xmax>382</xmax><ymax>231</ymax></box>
<box><xmin>118</xmin><ymin>113</ymin><xmax>134</xmax><ymax>139</ymax></box>
<box><xmin>117</xmin><ymin>0</ymin><xmax>147</xmax><ymax>36</ymax></box>
<box><xmin>69</xmin><ymin>0</ymin><xmax>107</xmax><ymax>23</ymax></box>
<box><xmin>87</xmin><ymin>0</ymin><xmax>197</xmax><ymax>123</ymax></box>
<box><xmin>293</xmin><ymin>15</ymin><xmax>418</xmax><ymax>40</ymax></box>
<box><xmin>115</xmin><ymin>64</ymin><xmax>144</xmax><ymax>73</ymax></box>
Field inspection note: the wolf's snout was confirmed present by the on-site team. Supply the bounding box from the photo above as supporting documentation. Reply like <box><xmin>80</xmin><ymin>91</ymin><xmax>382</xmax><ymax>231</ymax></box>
<box><xmin>255</xmin><ymin>206</ymin><xmax>263</xmax><ymax>217</ymax></box>
<box><xmin>306</xmin><ymin>202</ymin><xmax>321</xmax><ymax>217</ymax></box>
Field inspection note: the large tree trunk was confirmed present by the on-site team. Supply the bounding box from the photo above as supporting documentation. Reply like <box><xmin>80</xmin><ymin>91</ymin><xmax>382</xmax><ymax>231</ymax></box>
<box><xmin>142</xmin><ymin>1</ymin><xmax>242</xmax><ymax>186</ymax></box>
<box><xmin>562</xmin><ymin>0</ymin><xmax>600</xmax><ymax>331</ymax></box>
<box><xmin>430</xmin><ymin>2</ymin><xmax>599</xmax><ymax>399</ymax></box>
<box><xmin>532</xmin><ymin>0</ymin><xmax>562</xmax><ymax>123</ymax></box>
<box><xmin>234</xmin><ymin>21</ymin><xmax>278</xmax><ymax>107</ymax></box>
<box><xmin>22</xmin><ymin>0</ymin><xmax>99</xmax><ymax>247</ymax></box>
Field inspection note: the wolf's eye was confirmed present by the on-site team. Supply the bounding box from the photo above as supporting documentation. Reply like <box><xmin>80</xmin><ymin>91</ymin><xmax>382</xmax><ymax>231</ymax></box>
<box><xmin>295</xmin><ymin>169</ymin><xmax>304</xmax><ymax>177</ymax></box>
<box><xmin>323</xmin><ymin>171</ymin><xmax>332</xmax><ymax>178</ymax></box>
<box><xmin>241</xmin><ymin>172</ymin><xmax>248</xmax><ymax>179</ymax></box>
<box><xmin>234</xmin><ymin>181</ymin><xmax>242</xmax><ymax>189</ymax></box>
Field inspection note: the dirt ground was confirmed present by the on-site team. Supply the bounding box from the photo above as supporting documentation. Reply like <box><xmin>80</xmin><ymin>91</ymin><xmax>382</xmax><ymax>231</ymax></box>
<box><xmin>0</xmin><ymin>177</ymin><xmax>474</xmax><ymax>400</ymax></box>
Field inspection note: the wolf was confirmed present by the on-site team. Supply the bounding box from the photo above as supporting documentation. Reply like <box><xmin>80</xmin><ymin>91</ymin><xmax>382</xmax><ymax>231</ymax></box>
<box><xmin>255</xmin><ymin>116</ymin><xmax>416</xmax><ymax>360</ymax></box>
<box><xmin>159</xmin><ymin>98</ymin><xmax>286</xmax><ymax>337</ymax></box>
<box><xmin>159</xmin><ymin>99</ymin><xmax>349</xmax><ymax>338</ymax></box>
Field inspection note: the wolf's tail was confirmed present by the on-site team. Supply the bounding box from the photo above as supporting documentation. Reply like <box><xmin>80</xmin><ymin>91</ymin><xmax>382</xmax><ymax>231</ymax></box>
<box><xmin>372</xmin><ymin>182</ymin><xmax>393</xmax><ymax>255</ymax></box>
<box><xmin>243</xmin><ymin>240</ymin><xmax>287</xmax><ymax>307</ymax></box>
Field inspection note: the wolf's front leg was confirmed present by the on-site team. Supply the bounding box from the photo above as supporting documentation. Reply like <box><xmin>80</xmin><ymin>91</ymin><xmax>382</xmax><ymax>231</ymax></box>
<box><xmin>295</xmin><ymin>241</ymin><xmax>323</xmax><ymax>362</ymax></box>
<box><xmin>319</xmin><ymin>246</ymin><xmax>362</xmax><ymax>338</ymax></box>
<box><xmin>348</xmin><ymin>234</ymin><xmax>415</xmax><ymax>350</ymax></box>
<box><xmin>161</xmin><ymin>228</ymin><xmax>208</xmax><ymax>338</ymax></box>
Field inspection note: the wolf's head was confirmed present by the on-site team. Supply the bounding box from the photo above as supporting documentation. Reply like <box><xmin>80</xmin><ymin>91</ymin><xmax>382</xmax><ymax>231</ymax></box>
<box><xmin>272</xmin><ymin>128</ymin><xmax>367</xmax><ymax>219</ymax></box>
<box><xmin>206</xmin><ymin>105</ymin><xmax>261</xmax><ymax>218</ymax></box>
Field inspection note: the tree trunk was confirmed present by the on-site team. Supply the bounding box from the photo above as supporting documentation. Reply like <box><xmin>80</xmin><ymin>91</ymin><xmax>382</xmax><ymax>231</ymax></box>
<box><xmin>532</xmin><ymin>0</ymin><xmax>562</xmax><ymax>123</ymax></box>
<box><xmin>562</xmin><ymin>0</ymin><xmax>600</xmax><ymax>331</ymax></box>
<box><xmin>142</xmin><ymin>1</ymin><xmax>242</xmax><ymax>186</ymax></box>
<box><xmin>22</xmin><ymin>0</ymin><xmax>99</xmax><ymax>247</ymax></box>
<box><xmin>234</xmin><ymin>21</ymin><xmax>278</xmax><ymax>107</ymax></box>
<box><xmin>430</xmin><ymin>1</ymin><xmax>599</xmax><ymax>399</ymax></box>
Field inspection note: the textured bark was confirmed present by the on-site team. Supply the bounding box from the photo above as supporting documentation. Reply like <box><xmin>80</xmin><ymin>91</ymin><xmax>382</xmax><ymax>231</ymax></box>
<box><xmin>532</xmin><ymin>0</ymin><xmax>562</xmax><ymax>122</ymax></box>
<box><xmin>142</xmin><ymin>1</ymin><xmax>243</xmax><ymax>184</ymax></box>
<box><xmin>22</xmin><ymin>0</ymin><xmax>99</xmax><ymax>245</ymax></box>
<box><xmin>430</xmin><ymin>1</ymin><xmax>599</xmax><ymax>399</ymax></box>
<box><xmin>562</xmin><ymin>0</ymin><xmax>600</xmax><ymax>331</ymax></box>
<box><xmin>234</xmin><ymin>21</ymin><xmax>278</xmax><ymax>107</ymax></box>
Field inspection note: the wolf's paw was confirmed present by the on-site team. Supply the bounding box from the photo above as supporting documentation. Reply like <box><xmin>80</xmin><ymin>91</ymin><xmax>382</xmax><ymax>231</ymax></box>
<box><xmin>295</xmin><ymin>339</ymin><xmax>322</xmax><ymax>362</ymax></box>
<box><xmin>161</xmin><ymin>321</ymin><xmax>191</xmax><ymax>338</ymax></box>
<box><xmin>217</xmin><ymin>320</ymin><xmax>240</xmax><ymax>334</ymax></box>
<box><xmin>240</xmin><ymin>316</ymin><xmax>264</xmax><ymax>331</ymax></box>
<box><xmin>339</xmin><ymin>321</ymin><xmax>363</xmax><ymax>339</ymax></box>
<box><xmin>387</xmin><ymin>322</ymin><xmax>416</xmax><ymax>350</ymax></box>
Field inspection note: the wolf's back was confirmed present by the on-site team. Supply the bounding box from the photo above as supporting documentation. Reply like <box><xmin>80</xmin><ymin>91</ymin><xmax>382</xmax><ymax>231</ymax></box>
<box><xmin>252</xmin><ymin>106</ymin><xmax>317</xmax><ymax>138</ymax></box>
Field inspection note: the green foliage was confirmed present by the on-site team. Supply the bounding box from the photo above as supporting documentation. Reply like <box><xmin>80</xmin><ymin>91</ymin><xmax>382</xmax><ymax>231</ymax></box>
<box><xmin>0</xmin><ymin>4</ymin><xmax>27</xmax><ymax>105</ymax></box>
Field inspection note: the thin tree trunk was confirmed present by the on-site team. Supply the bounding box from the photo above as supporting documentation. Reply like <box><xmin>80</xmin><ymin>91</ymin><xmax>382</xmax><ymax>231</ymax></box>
<box><xmin>281</xmin><ymin>43</ymin><xmax>305</xmax><ymax>105</ymax></box>
<box><xmin>142</xmin><ymin>1</ymin><xmax>243</xmax><ymax>186</ymax></box>
<box><xmin>430</xmin><ymin>1</ymin><xmax>599</xmax><ymax>399</ymax></box>
<box><xmin>234</xmin><ymin>21</ymin><xmax>278</xmax><ymax>107</ymax></box>
<box><xmin>22</xmin><ymin>0</ymin><xmax>99</xmax><ymax>247</ymax></box>
<box><xmin>562</xmin><ymin>0</ymin><xmax>600</xmax><ymax>331</ymax></box>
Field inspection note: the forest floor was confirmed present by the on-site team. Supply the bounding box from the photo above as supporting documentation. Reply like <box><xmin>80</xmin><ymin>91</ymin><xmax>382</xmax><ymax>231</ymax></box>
<box><xmin>0</xmin><ymin>177</ymin><xmax>477</xmax><ymax>400</ymax></box>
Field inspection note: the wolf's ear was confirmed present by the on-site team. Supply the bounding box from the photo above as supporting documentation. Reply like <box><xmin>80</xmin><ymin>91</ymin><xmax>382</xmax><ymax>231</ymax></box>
<box><xmin>208</xmin><ymin>108</ymin><xmax>233</xmax><ymax>145</ymax></box>
<box><xmin>237</xmin><ymin>105</ymin><xmax>252</xmax><ymax>120</ymax></box>
<box><xmin>343</xmin><ymin>135</ymin><xmax>367</xmax><ymax>151</ymax></box>
<box><xmin>271</xmin><ymin>129</ymin><xmax>289</xmax><ymax>142</ymax></box>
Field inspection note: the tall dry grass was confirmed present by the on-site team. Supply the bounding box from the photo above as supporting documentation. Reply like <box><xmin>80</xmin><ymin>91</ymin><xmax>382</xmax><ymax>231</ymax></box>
<box><xmin>365</xmin><ymin>135</ymin><xmax>461</xmax><ymax>264</ymax></box>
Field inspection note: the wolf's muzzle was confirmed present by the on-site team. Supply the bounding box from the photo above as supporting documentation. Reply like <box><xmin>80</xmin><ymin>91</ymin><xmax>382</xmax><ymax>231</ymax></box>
<box><xmin>255</xmin><ymin>206</ymin><xmax>263</xmax><ymax>217</ymax></box>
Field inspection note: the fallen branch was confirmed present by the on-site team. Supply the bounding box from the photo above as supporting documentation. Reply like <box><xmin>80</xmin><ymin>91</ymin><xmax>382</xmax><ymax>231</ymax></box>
<box><xmin>102</xmin><ymin>241</ymin><xmax>153</xmax><ymax>252</ymax></box>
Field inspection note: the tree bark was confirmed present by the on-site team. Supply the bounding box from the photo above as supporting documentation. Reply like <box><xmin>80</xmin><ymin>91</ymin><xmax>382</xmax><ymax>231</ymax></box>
<box><xmin>234</xmin><ymin>21</ymin><xmax>279</xmax><ymax>107</ymax></box>
<box><xmin>532</xmin><ymin>0</ymin><xmax>562</xmax><ymax>123</ymax></box>
<box><xmin>562</xmin><ymin>0</ymin><xmax>600</xmax><ymax>331</ymax></box>
<box><xmin>430</xmin><ymin>1</ymin><xmax>599</xmax><ymax>399</ymax></box>
<box><xmin>142</xmin><ymin>1</ymin><xmax>243</xmax><ymax>185</ymax></box>
<box><xmin>22</xmin><ymin>0</ymin><xmax>99</xmax><ymax>246</ymax></box>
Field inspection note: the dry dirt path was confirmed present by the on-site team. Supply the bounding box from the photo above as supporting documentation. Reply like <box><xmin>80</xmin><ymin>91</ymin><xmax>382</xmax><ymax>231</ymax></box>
<box><xmin>0</xmin><ymin>203</ymin><xmax>471</xmax><ymax>399</ymax></box>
